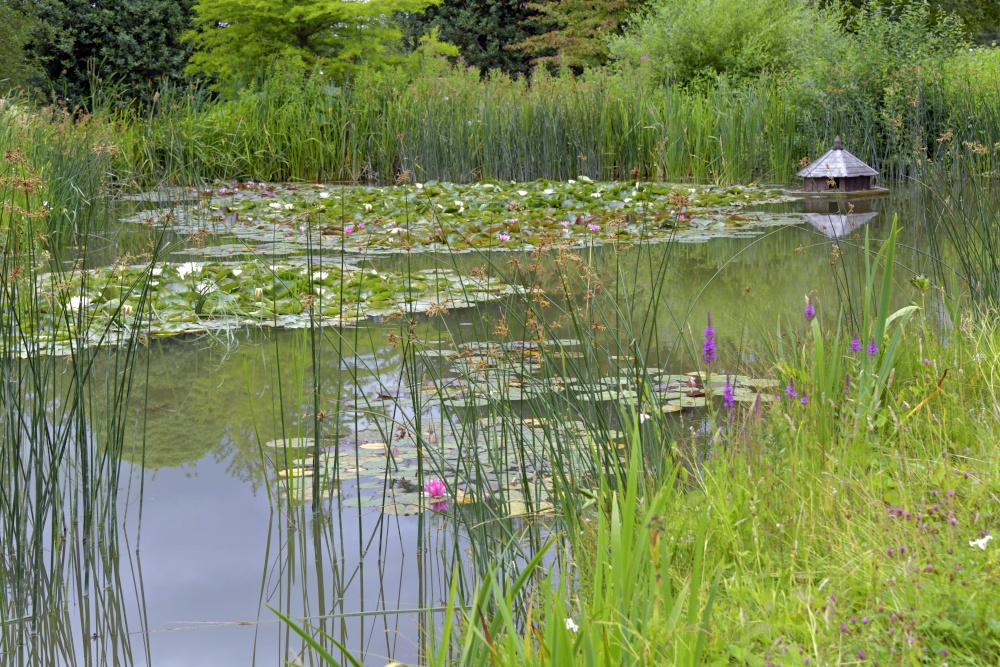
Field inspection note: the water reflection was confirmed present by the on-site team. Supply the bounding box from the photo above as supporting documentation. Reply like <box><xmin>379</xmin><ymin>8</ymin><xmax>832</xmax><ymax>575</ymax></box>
<box><xmin>801</xmin><ymin>197</ymin><xmax>880</xmax><ymax>239</ymax></box>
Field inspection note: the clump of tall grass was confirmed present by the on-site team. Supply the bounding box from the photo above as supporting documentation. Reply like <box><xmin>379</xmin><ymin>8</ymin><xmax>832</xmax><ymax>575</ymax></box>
<box><xmin>64</xmin><ymin>54</ymin><xmax>1000</xmax><ymax>187</ymax></box>
<box><xmin>0</xmin><ymin>134</ymin><xmax>158</xmax><ymax>663</ymax></box>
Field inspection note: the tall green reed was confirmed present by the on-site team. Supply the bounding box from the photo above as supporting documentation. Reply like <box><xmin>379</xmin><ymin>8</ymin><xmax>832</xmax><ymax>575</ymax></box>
<box><xmin>0</xmin><ymin>127</ymin><xmax>158</xmax><ymax>663</ymax></box>
<box><xmin>86</xmin><ymin>62</ymin><xmax>1000</xmax><ymax>187</ymax></box>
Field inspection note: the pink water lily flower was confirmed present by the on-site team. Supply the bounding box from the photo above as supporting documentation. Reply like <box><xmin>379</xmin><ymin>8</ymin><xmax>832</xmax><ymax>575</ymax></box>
<box><xmin>424</xmin><ymin>479</ymin><xmax>447</xmax><ymax>498</ymax></box>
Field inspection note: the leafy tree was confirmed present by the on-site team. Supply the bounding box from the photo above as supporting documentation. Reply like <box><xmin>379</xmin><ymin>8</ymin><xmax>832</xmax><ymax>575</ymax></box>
<box><xmin>832</xmin><ymin>0</ymin><xmax>1000</xmax><ymax>42</ymax></box>
<box><xmin>0</xmin><ymin>0</ymin><xmax>40</xmax><ymax>92</ymax></box>
<box><xmin>509</xmin><ymin>0</ymin><xmax>646</xmax><ymax>70</ymax></box>
<box><xmin>186</xmin><ymin>0</ymin><xmax>439</xmax><ymax>82</ymax></box>
<box><xmin>26</xmin><ymin>0</ymin><xmax>194</xmax><ymax>107</ymax></box>
<box><xmin>399</xmin><ymin>0</ymin><xmax>542</xmax><ymax>76</ymax></box>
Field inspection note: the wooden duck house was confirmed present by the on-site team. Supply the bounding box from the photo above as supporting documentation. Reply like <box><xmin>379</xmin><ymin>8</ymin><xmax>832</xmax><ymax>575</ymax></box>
<box><xmin>796</xmin><ymin>137</ymin><xmax>881</xmax><ymax>194</ymax></box>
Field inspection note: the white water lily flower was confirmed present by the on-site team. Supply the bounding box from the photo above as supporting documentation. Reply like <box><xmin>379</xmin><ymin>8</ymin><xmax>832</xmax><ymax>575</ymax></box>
<box><xmin>416</xmin><ymin>183</ymin><xmax>423</xmax><ymax>189</ymax></box>
<box><xmin>568</xmin><ymin>179</ymin><xmax>576</xmax><ymax>184</ymax></box>
<box><xmin>268</xmin><ymin>202</ymin><xmax>281</xmax><ymax>209</ymax></box>
<box><xmin>283</xmin><ymin>203</ymin><xmax>294</xmax><ymax>210</ymax></box>
<box><xmin>176</xmin><ymin>262</ymin><xmax>200</xmax><ymax>280</ymax></box>
<box><xmin>517</xmin><ymin>190</ymin><xmax>528</xmax><ymax>196</ymax></box>
<box><xmin>195</xmin><ymin>280</ymin><xmax>218</xmax><ymax>296</ymax></box>
<box><xmin>624</xmin><ymin>198</ymin><xmax>632</xmax><ymax>203</ymax></box>
<box><xmin>543</xmin><ymin>188</ymin><xmax>554</xmax><ymax>195</ymax></box>
<box><xmin>364</xmin><ymin>203</ymin><xmax>373</xmax><ymax>211</ymax></box>
<box><xmin>319</xmin><ymin>192</ymin><xmax>329</xmax><ymax>199</ymax></box>
<box><xmin>313</xmin><ymin>271</ymin><xmax>329</xmax><ymax>281</ymax></box>
<box><xmin>565</xmin><ymin>618</ymin><xmax>579</xmax><ymax>633</ymax></box>
<box><xmin>388</xmin><ymin>227</ymin><xmax>404</xmax><ymax>235</ymax></box>
<box><xmin>689</xmin><ymin>188</ymin><xmax>697</xmax><ymax>194</ymax></box>
<box><xmin>454</xmin><ymin>200</ymin><xmax>463</xmax><ymax>207</ymax></box>
<box><xmin>151</xmin><ymin>267</ymin><xmax>163</xmax><ymax>276</ymax></box>
<box><xmin>68</xmin><ymin>295</ymin><xmax>91</xmax><ymax>311</ymax></box>
<box><xmin>231</xmin><ymin>268</ymin><xmax>242</xmax><ymax>277</ymax></box>
<box><xmin>590</xmin><ymin>192</ymin><xmax>602</xmax><ymax>198</ymax></box>
<box><xmin>639</xmin><ymin>413</ymin><xmax>651</xmax><ymax>423</ymax></box>
<box><xmin>970</xmin><ymin>535</ymin><xmax>994</xmax><ymax>549</ymax></box>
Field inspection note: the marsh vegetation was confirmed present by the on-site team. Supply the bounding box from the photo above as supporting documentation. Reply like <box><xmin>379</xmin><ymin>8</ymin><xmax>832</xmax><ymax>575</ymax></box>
<box><xmin>3</xmin><ymin>0</ymin><xmax>1000</xmax><ymax>665</ymax></box>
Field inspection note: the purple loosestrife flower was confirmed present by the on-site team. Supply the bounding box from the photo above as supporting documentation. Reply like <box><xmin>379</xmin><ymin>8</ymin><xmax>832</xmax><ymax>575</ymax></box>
<box><xmin>703</xmin><ymin>312</ymin><xmax>716</xmax><ymax>364</ymax></box>
<box><xmin>723</xmin><ymin>380</ymin><xmax>735</xmax><ymax>408</ymax></box>
<box><xmin>786</xmin><ymin>383</ymin><xmax>798</xmax><ymax>398</ymax></box>
<box><xmin>804</xmin><ymin>296</ymin><xmax>816</xmax><ymax>321</ymax></box>
<box><xmin>845</xmin><ymin>373</ymin><xmax>851</xmax><ymax>395</ymax></box>
<box><xmin>867</xmin><ymin>339</ymin><xmax>879</xmax><ymax>357</ymax></box>
<box><xmin>850</xmin><ymin>336</ymin><xmax>862</xmax><ymax>353</ymax></box>
<box><xmin>800</xmin><ymin>394</ymin><xmax>809</xmax><ymax>405</ymax></box>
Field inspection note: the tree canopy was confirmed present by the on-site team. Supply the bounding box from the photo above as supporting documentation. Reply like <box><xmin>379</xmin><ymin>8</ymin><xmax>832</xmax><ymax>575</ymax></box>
<box><xmin>26</xmin><ymin>0</ymin><xmax>193</xmax><ymax>106</ymax></box>
<box><xmin>509</xmin><ymin>0</ymin><xmax>645</xmax><ymax>71</ymax></box>
<box><xmin>186</xmin><ymin>0</ymin><xmax>438</xmax><ymax>82</ymax></box>
<box><xmin>399</xmin><ymin>0</ymin><xmax>541</xmax><ymax>76</ymax></box>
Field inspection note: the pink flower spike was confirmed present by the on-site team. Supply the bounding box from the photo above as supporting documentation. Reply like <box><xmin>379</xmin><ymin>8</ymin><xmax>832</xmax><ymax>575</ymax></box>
<box><xmin>424</xmin><ymin>479</ymin><xmax>447</xmax><ymax>498</ymax></box>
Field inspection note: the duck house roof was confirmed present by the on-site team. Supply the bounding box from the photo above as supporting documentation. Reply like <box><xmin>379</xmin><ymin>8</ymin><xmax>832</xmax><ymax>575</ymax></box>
<box><xmin>797</xmin><ymin>137</ymin><xmax>878</xmax><ymax>179</ymax></box>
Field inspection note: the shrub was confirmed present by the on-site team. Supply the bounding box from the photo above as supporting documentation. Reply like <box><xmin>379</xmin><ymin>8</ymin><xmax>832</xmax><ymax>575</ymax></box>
<box><xmin>609</xmin><ymin>0</ymin><xmax>846</xmax><ymax>87</ymax></box>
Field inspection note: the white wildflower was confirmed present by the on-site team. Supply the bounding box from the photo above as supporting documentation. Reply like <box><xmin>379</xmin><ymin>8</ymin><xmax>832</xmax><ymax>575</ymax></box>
<box><xmin>176</xmin><ymin>262</ymin><xmax>200</xmax><ymax>280</ymax></box>
<box><xmin>565</xmin><ymin>618</ymin><xmax>579</xmax><ymax>633</ymax></box>
<box><xmin>151</xmin><ymin>266</ymin><xmax>163</xmax><ymax>276</ymax></box>
<box><xmin>970</xmin><ymin>535</ymin><xmax>994</xmax><ymax>550</ymax></box>
<box><xmin>68</xmin><ymin>295</ymin><xmax>91</xmax><ymax>311</ymax></box>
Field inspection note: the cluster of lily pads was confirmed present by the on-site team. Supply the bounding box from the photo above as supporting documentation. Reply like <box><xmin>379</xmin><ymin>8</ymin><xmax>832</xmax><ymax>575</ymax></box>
<box><xmin>14</xmin><ymin>259</ymin><xmax>517</xmax><ymax>356</ymax></box>
<box><xmin>124</xmin><ymin>179</ymin><xmax>799</xmax><ymax>256</ymax></box>
<box><xmin>266</xmin><ymin>338</ymin><xmax>780</xmax><ymax>515</ymax></box>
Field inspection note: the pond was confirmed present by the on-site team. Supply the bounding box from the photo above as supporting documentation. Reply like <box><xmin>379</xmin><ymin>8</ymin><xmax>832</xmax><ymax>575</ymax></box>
<box><xmin>11</xmin><ymin>182</ymin><xmax>955</xmax><ymax>666</ymax></box>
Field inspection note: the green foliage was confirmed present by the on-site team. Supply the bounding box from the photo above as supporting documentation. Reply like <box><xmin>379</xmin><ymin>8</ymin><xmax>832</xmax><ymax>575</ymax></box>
<box><xmin>185</xmin><ymin>0</ymin><xmax>439</xmax><ymax>83</ymax></box>
<box><xmin>398</xmin><ymin>0</ymin><xmax>542</xmax><ymax>76</ymax></box>
<box><xmin>26</xmin><ymin>0</ymin><xmax>194</xmax><ymax>107</ymax></box>
<box><xmin>509</xmin><ymin>0</ymin><xmax>647</xmax><ymax>70</ymax></box>
<box><xmin>609</xmin><ymin>0</ymin><xmax>846</xmax><ymax>86</ymax></box>
<box><xmin>0</xmin><ymin>1</ymin><xmax>39</xmax><ymax>92</ymax></box>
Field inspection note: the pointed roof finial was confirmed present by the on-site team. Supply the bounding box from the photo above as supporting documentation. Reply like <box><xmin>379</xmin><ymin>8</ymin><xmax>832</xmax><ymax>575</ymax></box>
<box><xmin>833</xmin><ymin>136</ymin><xmax>843</xmax><ymax>150</ymax></box>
